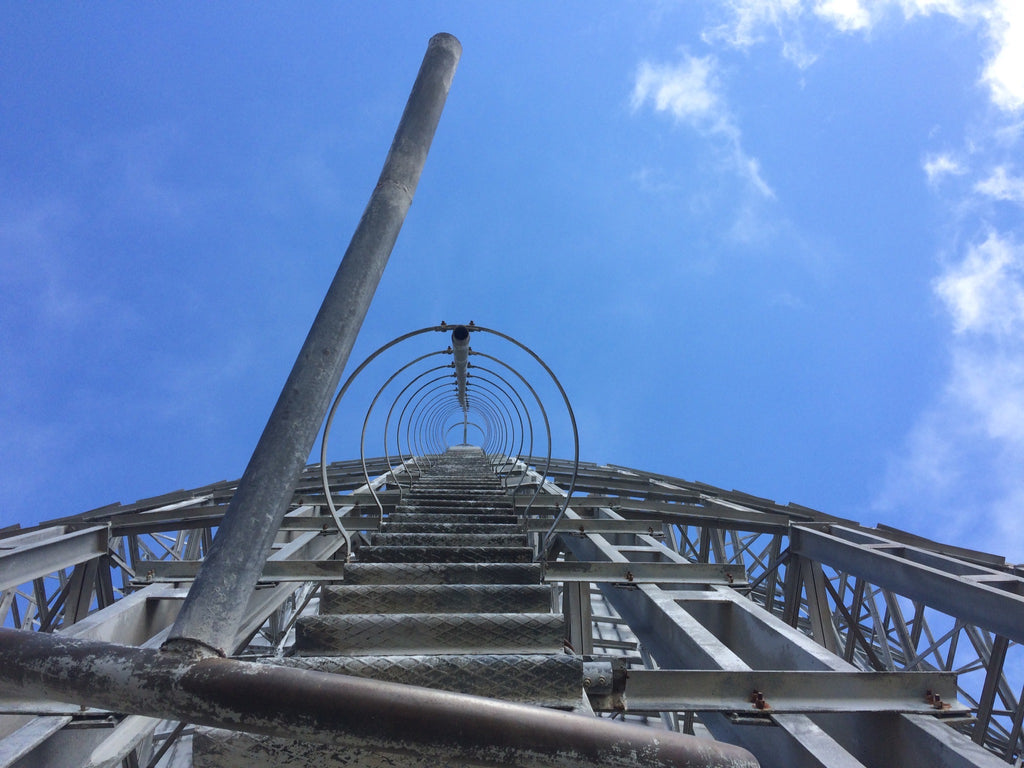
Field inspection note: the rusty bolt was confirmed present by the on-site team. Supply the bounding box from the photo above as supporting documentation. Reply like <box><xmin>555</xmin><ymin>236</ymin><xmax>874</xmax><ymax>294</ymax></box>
<box><xmin>924</xmin><ymin>690</ymin><xmax>951</xmax><ymax>710</ymax></box>
<box><xmin>625</xmin><ymin>570</ymin><xmax>634</xmax><ymax>582</ymax></box>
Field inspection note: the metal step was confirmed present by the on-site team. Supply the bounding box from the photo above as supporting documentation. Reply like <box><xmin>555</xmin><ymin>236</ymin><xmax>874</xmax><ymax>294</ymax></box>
<box><xmin>294</xmin><ymin>612</ymin><xmax>565</xmax><ymax>655</ymax></box>
<box><xmin>396</xmin><ymin>501</ymin><xmax>513</xmax><ymax>513</ymax></box>
<box><xmin>407</xmin><ymin>489</ymin><xmax>506</xmax><ymax>498</ymax></box>
<box><xmin>370</xmin><ymin>532</ymin><xmax>526</xmax><ymax>547</ymax></box>
<box><xmin>343</xmin><ymin>562</ymin><xmax>543</xmax><ymax>585</ymax></box>
<box><xmin>321</xmin><ymin>583</ymin><xmax>551</xmax><ymax>614</ymax></box>
<box><xmin>386</xmin><ymin>512</ymin><xmax>518</xmax><ymax>525</ymax></box>
<box><xmin>278</xmin><ymin>653</ymin><xmax>584</xmax><ymax>709</ymax></box>
<box><xmin>383</xmin><ymin>521</ymin><xmax>521</xmax><ymax>534</ymax></box>
<box><xmin>356</xmin><ymin>545</ymin><xmax>533</xmax><ymax>563</ymax></box>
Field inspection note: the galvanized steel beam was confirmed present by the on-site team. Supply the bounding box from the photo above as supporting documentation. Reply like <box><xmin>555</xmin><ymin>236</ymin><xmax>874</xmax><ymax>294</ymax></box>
<box><xmin>791</xmin><ymin>525</ymin><xmax>1024</xmax><ymax>646</ymax></box>
<box><xmin>543</xmin><ymin>560</ymin><xmax>747</xmax><ymax>585</ymax></box>
<box><xmin>617</xmin><ymin>670</ymin><xmax>964</xmax><ymax>714</ymax></box>
<box><xmin>0</xmin><ymin>526</ymin><xmax>109</xmax><ymax>591</ymax></box>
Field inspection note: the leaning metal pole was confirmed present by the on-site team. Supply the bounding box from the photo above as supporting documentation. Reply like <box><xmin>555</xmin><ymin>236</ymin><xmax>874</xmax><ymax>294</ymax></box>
<box><xmin>164</xmin><ymin>32</ymin><xmax>462</xmax><ymax>657</ymax></box>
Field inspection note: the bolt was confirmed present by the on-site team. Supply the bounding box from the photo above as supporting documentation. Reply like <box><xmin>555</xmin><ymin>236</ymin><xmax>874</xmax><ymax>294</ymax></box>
<box><xmin>625</xmin><ymin>570</ymin><xmax>634</xmax><ymax>582</ymax></box>
<box><xmin>598</xmin><ymin>676</ymin><xmax>607</xmax><ymax>686</ymax></box>
<box><xmin>750</xmin><ymin>690</ymin><xmax>770</xmax><ymax>710</ymax></box>
<box><xmin>584</xmin><ymin>677</ymin><xmax>592</xmax><ymax>688</ymax></box>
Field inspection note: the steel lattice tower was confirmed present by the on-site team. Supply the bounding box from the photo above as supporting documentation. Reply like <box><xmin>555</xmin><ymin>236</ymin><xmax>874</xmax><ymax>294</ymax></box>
<box><xmin>3</xmin><ymin>33</ymin><xmax>1024</xmax><ymax>768</ymax></box>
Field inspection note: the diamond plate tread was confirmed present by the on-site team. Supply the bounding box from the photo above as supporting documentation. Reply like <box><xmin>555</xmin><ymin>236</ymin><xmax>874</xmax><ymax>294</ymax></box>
<box><xmin>294</xmin><ymin>612</ymin><xmax>565</xmax><ymax>655</ymax></box>
<box><xmin>276</xmin><ymin>653</ymin><xmax>583</xmax><ymax>709</ymax></box>
<box><xmin>397</xmin><ymin>503</ymin><xmax>513</xmax><ymax>515</ymax></box>
<box><xmin>406</xmin><ymin>496</ymin><xmax>507</xmax><ymax>505</ymax></box>
<box><xmin>356</xmin><ymin>545</ymin><xmax>533</xmax><ymax>563</ymax></box>
<box><xmin>410</xmin><ymin>480</ymin><xmax>503</xmax><ymax>488</ymax></box>
<box><xmin>370</xmin><ymin>532</ymin><xmax>526</xmax><ymax>547</ymax></box>
<box><xmin>407</xmin><ymin>489</ymin><xmax>503</xmax><ymax>495</ymax></box>
<box><xmin>321</xmin><ymin>583</ymin><xmax>551</xmax><ymax>614</ymax></box>
<box><xmin>388</xmin><ymin>512</ymin><xmax>518</xmax><ymax>525</ymax></box>
<box><xmin>383</xmin><ymin>522</ymin><xmax>522</xmax><ymax>534</ymax></box>
<box><xmin>343</xmin><ymin>562</ymin><xmax>542</xmax><ymax>585</ymax></box>
<box><xmin>192</xmin><ymin>729</ymin><xmax>498</xmax><ymax>768</ymax></box>
<box><xmin>398</xmin><ymin>501</ymin><xmax>512</xmax><ymax>509</ymax></box>
<box><xmin>394</xmin><ymin>505</ymin><xmax>516</xmax><ymax>517</ymax></box>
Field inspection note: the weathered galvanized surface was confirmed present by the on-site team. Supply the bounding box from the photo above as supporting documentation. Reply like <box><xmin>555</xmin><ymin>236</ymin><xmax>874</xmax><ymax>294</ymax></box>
<box><xmin>356</xmin><ymin>545</ymin><xmax>534</xmax><ymax>563</ymax></box>
<box><xmin>342</xmin><ymin>562</ymin><xmax>542</xmax><ymax>585</ymax></box>
<box><xmin>278</xmin><ymin>654</ymin><xmax>584</xmax><ymax>709</ymax></box>
<box><xmin>320</xmin><ymin>583</ymin><xmax>551</xmax><ymax>614</ymax></box>
<box><xmin>294</xmin><ymin>612</ymin><xmax>565</xmax><ymax>655</ymax></box>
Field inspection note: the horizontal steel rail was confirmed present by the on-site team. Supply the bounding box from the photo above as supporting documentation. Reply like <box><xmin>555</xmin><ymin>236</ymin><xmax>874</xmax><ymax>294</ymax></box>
<box><xmin>0</xmin><ymin>525</ymin><xmax>109</xmax><ymax>591</ymax></box>
<box><xmin>617</xmin><ymin>670</ymin><xmax>965</xmax><ymax>714</ymax></box>
<box><xmin>791</xmin><ymin>524</ymin><xmax>1024</xmax><ymax>646</ymax></box>
<box><xmin>544</xmin><ymin>560</ymin><xmax>747</xmax><ymax>585</ymax></box>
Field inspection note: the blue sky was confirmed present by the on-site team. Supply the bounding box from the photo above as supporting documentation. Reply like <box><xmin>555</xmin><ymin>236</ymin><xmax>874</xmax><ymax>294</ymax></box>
<box><xmin>2</xmin><ymin>2</ymin><xmax>1023</xmax><ymax>559</ymax></box>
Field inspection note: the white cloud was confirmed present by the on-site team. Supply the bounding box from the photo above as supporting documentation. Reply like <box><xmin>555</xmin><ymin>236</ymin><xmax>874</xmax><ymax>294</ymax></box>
<box><xmin>631</xmin><ymin>55</ymin><xmax>775</xmax><ymax>198</ymax></box>
<box><xmin>632</xmin><ymin>57</ymin><xmax>723</xmax><ymax>125</ymax></box>
<box><xmin>975</xmin><ymin>165</ymin><xmax>1024</xmax><ymax>203</ymax></box>
<box><xmin>881</xmin><ymin>232</ymin><xmax>1024</xmax><ymax>558</ymax></box>
<box><xmin>934</xmin><ymin>232</ymin><xmax>1024</xmax><ymax>335</ymax></box>
<box><xmin>950</xmin><ymin>345</ymin><xmax>1024</xmax><ymax>443</ymax></box>
<box><xmin>705</xmin><ymin>0</ymin><xmax>1024</xmax><ymax>113</ymax></box>
<box><xmin>923</xmin><ymin>153</ymin><xmax>967</xmax><ymax>183</ymax></box>
<box><xmin>703</xmin><ymin>0</ymin><xmax>819</xmax><ymax>67</ymax></box>
<box><xmin>814</xmin><ymin>0</ymin><xmax>872</xmax><ymax>30</ymax></box>
<box><xmin>980</xmin><ymin>0</ymin><xmax>1024</xmax><ymax>112</ymax></box>
<box><xmin>703</xmin><ymin>0</ymin><xmax>805</xmax><ymax>49</ymax></box>
<box><xmin>897</xmin><ymin>0</ymin><xmax>969</xmax><ymax>20</ymax></box>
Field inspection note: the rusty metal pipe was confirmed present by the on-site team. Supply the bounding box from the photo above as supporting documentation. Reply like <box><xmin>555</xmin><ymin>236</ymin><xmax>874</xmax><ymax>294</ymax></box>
<box><xmin>0</xmin><ymin>629</ymin><xmax>759</xmax><ymax>768</ymax></box>
<box><xmin>164</xmin><ymin>33</ymin><xmax>461</xmax><ymax>657</ymax></box>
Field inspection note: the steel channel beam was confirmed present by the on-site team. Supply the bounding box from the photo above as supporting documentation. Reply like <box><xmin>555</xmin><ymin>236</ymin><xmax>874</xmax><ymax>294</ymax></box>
<box><xmin>101</xmin><ymin>506</ymin><xmax>381</xmax><ymax>536</ymax></box>
<box><xmin>0</xmin><ymin>526</ymin><xmax>109</xmax><ymax>591</ymax></box>
<box><xmin>791</xmin><ymin>526</ymin><xmax>1024</xmax><ymax>646</ymax></box>
<box><xmin>544</xmin><ymin>560</ymin><xmax>747</xmax><ymax>585</ymax></box>
<box><xmin>527</xmin><ymin>519</ymin><xmax>691</xmax><ymax>535</ymax></box>
<box><xmin>135</xmin><ymin>560</ymin><xmax>348</xmax><ymax>582</ymax></box>
<box><xmin>519</xmin><ymin>497</ymin><xmax>794</xmax><ymax>534</ymax></box>
<box><xmin>164</xmin><ymin>34</ymin><xmax>461</xmax><ymax>657</ymax></box>
<box><xmin>617</xmin><ymin>670</ymin><xmax>963</xmax><ymax>714</ymax></box>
